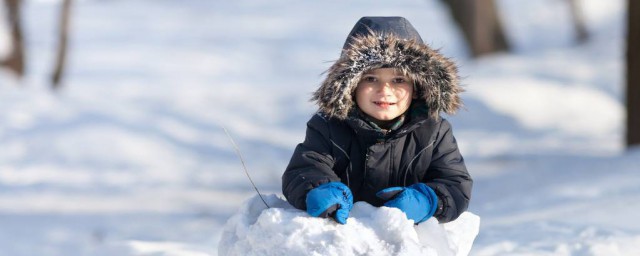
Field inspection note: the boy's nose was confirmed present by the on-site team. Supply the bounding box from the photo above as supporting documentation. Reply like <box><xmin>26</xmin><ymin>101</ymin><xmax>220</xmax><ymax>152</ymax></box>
<box><xmin>378</xmin><ymin>83</ymin><xmax>393</xmax><ymax>93</ymax></box>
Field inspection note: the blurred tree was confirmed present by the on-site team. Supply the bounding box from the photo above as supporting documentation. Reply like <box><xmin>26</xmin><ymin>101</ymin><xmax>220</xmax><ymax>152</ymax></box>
<box><xmin>568</xmin><ymin>0</ymin><xmax>589</xmax><ymax>44</ymax></box>
<box><xmin>439</xmin><ymin>0</ymin><xmax>510</xmax><ymax>57</ymax></box>
<box><xmin>1</xmin><ymin>0</ymin><xmax>24</xmax><ymax>77</ymax></box>
<box><xmin>52</xmin><ymin>0</ymin><xmax>72</xmax><ymax>89</ymax></box>
<box><xmin>628</xmin><ymin>0</ymin><xmax>640</xmax><ymax>147</ymax></box>
<box><xmin>1</xmin><ymin>0</ymin><xmax>71</xmax><ymax>89</ymax></box>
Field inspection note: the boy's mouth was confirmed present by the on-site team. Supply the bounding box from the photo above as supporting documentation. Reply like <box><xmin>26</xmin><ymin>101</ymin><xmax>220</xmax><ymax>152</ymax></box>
<box><xmin>373</xmin><ymin>101</ymin><xmax>396</xmax><ymax>108</ymax></box>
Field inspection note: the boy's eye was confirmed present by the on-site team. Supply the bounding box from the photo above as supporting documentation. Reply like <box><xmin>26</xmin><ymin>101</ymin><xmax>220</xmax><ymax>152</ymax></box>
<box><xmin>363</xmin><ymin>76</ymin><xmax>377</xmax><ymax>82</ymax></box>
<box><xmin>393</xmin><ymin>78</ymin><xmax>407</xmax><ymax>83</ymax></box>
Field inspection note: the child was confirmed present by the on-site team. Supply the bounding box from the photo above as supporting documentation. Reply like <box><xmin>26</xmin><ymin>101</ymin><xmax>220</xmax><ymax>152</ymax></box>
<box><xmin>282</xmin><ymin>16</ymin><xmax>472</xmax><ymax>224</ymax></box>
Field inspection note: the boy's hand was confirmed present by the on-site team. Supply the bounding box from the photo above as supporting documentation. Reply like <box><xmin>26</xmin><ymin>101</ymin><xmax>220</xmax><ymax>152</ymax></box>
<box><xmin>376</xmin><ymin>183</ymin><xmax>438</xmax><ymax>223</ymax></box>
<box><xmin>306</xmin><ymin>182</ymin><xmax>353</xmax><ymax>224</ymax></box>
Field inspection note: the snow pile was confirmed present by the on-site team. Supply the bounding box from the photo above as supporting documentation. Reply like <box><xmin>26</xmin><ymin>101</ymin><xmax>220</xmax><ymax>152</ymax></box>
<box><xmin>219</xmin><ymin>194</ymin><xmax>479</xmax><ymax>256</ymax></box>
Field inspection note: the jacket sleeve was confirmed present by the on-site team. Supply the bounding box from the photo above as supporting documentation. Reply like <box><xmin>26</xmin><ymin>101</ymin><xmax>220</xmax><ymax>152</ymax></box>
<box><xmin>282</xmin><ymin>114</ymin><xmax>342</xmax><ymax>210</ymax></box>
<box><xmin>423</xmin><ymin>119</ymin><xmax>473</xmax><ymax>223</ymax></box>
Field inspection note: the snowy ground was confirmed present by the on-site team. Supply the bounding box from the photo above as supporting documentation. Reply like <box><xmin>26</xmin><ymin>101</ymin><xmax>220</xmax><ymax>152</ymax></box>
<box><xmin>1</xmin><ymin>0</ymin><xmax>638</xmax><ymax>255</ymax></box>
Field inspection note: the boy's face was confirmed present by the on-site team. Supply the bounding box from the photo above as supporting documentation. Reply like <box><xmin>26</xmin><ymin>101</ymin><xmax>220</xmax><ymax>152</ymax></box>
<box><xmin>355</xmin><ymin>68</ymin><xmax>414</xmax><ymax>121</ymax></box>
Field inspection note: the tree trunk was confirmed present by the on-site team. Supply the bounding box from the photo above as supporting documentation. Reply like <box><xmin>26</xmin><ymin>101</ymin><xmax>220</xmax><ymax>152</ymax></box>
<box><xmin>52</xmin><ymin>0</ymin><xmax>72</xmax><ymax>89</ymax></box>
<box><xmin>1</xmin><ymin>0</ymin><xmax>24</xmax><ymax>77</ymax></box>
<box><xmin>440</xmin><ymin>0</ymin><xmax>509</xmax><ymax>57</ymax></box>
<box><xmin>628</xmin><ymin>0</ymin><xmax>640</xmax><ymax>147</ymax></box>
<box><xmin>568</xmin><ymin>0</ymin><xmax>589</xmax><ymax>44</ymax></box>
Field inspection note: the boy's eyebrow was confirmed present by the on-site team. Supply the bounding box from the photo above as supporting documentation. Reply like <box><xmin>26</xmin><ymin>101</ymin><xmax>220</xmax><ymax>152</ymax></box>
<box><xmin>393</xmin><ymin>70</ymin><xmax>408</xmax><ymax>76</ymax></box>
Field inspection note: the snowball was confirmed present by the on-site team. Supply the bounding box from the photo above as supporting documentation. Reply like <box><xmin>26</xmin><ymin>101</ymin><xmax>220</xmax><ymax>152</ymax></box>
<box><xmin>218</xmin><ymin>194</ymin><xmax>480</xmax><ymax>256</ymax></box>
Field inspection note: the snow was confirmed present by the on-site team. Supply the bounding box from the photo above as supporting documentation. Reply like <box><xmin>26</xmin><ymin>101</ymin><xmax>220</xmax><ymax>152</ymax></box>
<box><xmin>218</xmin><ymin>195</ymin><xmax>479</xmax><ymax>256</ymax></box>
<box><xmin>1</xmin><ymin>0</ymin><xmax>638</xmax><ymax>255</ymax></box>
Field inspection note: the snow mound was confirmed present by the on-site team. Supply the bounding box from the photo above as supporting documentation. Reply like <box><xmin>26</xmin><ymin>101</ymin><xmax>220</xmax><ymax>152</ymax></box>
<box><xmin>218</xmin><ymin>194</ymin><xmax>480</xmax><ymax>256</ymax></box>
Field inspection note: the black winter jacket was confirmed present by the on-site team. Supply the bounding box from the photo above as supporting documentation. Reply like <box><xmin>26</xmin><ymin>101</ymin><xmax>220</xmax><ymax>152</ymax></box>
<box><xmin>282</xmin><ymin>109</ymin><xmax>472</xmax><ymax>223</ymax></box>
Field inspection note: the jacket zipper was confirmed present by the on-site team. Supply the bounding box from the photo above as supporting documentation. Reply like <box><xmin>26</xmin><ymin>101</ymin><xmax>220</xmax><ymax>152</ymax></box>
<box><xmin>331</xmin><ymin>140</ymin><xmax>352</xmax><ymax>187</ymax></box>
<box><xmin>403</xmin><ymin>141</ymin><xmax>435</xmax><ymax>186</ymax></box>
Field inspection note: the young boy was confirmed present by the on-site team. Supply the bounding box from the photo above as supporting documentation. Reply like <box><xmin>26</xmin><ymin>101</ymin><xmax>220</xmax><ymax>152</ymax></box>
<box><xmin>282</xmin><ymin>16</ymin><xmax>472</xmax><ymax>224</ymax></box>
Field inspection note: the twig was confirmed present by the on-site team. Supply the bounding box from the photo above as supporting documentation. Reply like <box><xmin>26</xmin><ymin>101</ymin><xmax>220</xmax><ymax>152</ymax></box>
<box><xmin>222</xmin><ymin>126</ymin><xmax>270</xmax><ymax>208</ymax></box>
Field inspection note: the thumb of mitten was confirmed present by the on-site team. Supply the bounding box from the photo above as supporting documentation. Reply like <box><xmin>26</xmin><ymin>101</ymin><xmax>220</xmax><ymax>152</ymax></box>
<box><xmin>334</xmin><ymin>205</ymin><xmax>349</xmax><ymax>224</ymax></box>
<box><xmin>376</xmin><ymin>187</ymin><xmax>405</xmax><ymax>201</ymax></box>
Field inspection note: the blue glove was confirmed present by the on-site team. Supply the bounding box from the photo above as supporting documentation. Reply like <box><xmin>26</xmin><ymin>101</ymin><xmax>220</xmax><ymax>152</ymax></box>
<box><xmin>306</xmin><ymin>182</ymin><xmax>353</xmax><ymax>224</ymax></box>
<box><xmin>376</xmin><ymin>183</ymin><xmax>438</xmax><ymax>223</ymax></box>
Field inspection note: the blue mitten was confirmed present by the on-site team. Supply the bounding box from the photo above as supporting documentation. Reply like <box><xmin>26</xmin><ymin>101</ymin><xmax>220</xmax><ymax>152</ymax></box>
<box><xmin>306</xmin><ymin>182</ymin><xmax>353</xmax><ymax>224</ymax></box>
<box><xmin>376</xmin><ymin>183</ymin><xmax>438</xmax><ymax>223</ymax></box>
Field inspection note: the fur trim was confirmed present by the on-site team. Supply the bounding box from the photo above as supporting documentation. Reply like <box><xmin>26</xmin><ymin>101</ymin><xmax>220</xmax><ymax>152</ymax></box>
<box><xmin>312</xmin><ymin>32</ymin><xmax>462</xmax><ymax>120</ymax></box>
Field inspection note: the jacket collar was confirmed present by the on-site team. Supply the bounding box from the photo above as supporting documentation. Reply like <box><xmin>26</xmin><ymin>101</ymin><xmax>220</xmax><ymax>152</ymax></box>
<box><xmin>346</xmin><ymin>100</ymin><xmax>430</xmax><ymax>144</ymax></box>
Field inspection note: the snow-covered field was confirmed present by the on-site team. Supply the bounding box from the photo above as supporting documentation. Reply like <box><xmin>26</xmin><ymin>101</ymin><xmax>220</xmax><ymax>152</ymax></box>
<box><xmin>1</xmin><ymin>0</ymin><xmax>638</xmax><ymax>255</ymax></box>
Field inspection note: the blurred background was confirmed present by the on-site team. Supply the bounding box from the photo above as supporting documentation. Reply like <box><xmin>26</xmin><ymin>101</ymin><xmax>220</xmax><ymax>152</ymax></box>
<box><xmin>1</xmin><ymin>0</ymin><xmax>638</xmax><ymax>255</ymax></box>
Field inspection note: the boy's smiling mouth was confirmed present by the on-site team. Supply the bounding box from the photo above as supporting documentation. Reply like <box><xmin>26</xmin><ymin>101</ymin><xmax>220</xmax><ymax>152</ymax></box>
<box><xmin>373</xmin><ymin>101</ymin><xmax>396</xmax><ymax>108</ymax></box>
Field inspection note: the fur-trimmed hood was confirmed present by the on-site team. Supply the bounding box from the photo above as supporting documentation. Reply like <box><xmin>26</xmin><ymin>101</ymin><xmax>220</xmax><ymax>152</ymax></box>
<box><xmin>312</xmin><ymin>16</ymin><xmax>462</xmax><ymax>120</ymax></box>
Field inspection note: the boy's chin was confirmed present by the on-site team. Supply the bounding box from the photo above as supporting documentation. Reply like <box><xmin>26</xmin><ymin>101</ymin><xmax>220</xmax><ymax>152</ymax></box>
<box><xmin>368</xmin><ymin>114</ymin><xmax>400</xmax><ymax>121</ymax></box>
<box><xmin>372</xmin><ymin>116</ymin><xmax>394</xmax><ymax>121</ymax></box>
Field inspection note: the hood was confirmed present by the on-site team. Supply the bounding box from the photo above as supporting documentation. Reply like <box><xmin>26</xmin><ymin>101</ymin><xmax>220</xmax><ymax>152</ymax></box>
<box><xmin>312</xmin><ymin>16</ymin><xmax>462</xmax><ymax>120</ymax></box>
